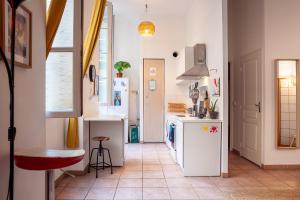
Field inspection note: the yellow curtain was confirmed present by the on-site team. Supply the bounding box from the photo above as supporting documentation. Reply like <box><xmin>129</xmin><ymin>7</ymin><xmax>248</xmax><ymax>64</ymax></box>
<box><xmin>66</xmin><ymin>118</ymin><xmax>79</xmax><ymax>149</ymax></box>
<box><xmin>82</xmin><ymin>0</ymin><xmax>107</xmax><ymax>75</ymax></box>
<box><xmin>46</xmin><ymin>0</ymin><xmax>67</xmax><ymax>58</ymax></box>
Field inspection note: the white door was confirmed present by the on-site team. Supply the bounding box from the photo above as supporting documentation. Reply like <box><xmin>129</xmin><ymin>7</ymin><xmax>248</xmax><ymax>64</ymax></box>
<box><xmin>240</xmin><ymin>50</ymin><xmax>262</xmax><ymax>165</ymax></box>
<box><xmin>143</xmin><ymin>59</ymin><xmax>165</xmax><ymax>142</ymax></box>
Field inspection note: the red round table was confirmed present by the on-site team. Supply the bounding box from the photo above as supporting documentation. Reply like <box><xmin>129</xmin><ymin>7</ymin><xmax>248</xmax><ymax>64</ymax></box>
<box><xmin>15</xmin><ymin>149</ymin><xmax>85</xmax><ymax>200</ymax></box>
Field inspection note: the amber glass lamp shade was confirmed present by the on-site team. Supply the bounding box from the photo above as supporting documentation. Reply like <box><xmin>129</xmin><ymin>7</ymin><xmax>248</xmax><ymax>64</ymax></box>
<box><xmin>138</xmin><ymin>21</ymin><xmax>155</xmax><ymax>37</ymax></box>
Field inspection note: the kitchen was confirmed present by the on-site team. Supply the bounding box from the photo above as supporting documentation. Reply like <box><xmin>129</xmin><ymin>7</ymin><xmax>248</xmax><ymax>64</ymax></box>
<box><xmin>160</xmin><ymin>44</ymin><xmax>223</xmax><ymax>176</ymax></box>
<box><xmin>60</xmin><ymin>0</ymin><xmax>228</xmax><ymax>178</ymax></box>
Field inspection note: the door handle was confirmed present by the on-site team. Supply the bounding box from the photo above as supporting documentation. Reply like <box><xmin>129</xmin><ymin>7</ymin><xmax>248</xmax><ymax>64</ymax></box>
<box><xmin>255</xmin><ymin>102</ymin><xmax>261</xmax><ymax>113</ymax></box>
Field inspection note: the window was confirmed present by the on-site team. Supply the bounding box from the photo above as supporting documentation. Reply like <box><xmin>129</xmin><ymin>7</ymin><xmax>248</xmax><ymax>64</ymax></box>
<box><xmin>46</xmin><ymin>0</ymin><xmax>82</xmax><ymax>118</ymax></box>
<box><xmin>98</xmin><ymin>2</ymin><xmax>113</xmax><ymax>105</ymax></box>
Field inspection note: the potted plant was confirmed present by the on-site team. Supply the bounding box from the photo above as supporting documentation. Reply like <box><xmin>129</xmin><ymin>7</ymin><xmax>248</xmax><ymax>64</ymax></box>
<box><xmin>114</xmin><ymin>61</ymin><xmax>131</xmax><ymax>77</ymax></box>
<box><xmin>209</xmin><ymin>99</ymin><xmax>219</xmax><ymax>119</ymax></box>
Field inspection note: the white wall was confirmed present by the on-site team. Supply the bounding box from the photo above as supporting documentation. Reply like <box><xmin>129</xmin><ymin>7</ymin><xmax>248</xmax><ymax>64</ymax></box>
<box><xmin>113</xmin><ymin>14</ymin><xmax>141</xmax><ymax>124</ymax></box>
<box><xmin>263</xmin><ymin>0</ymin><xmax>300</xmax><ymax>165</ymax></box>
<box><xmin>113</xmin><ymin>12</ymin><xmax>187</xmax><ymax>141</ymax></box>
<box><xmin>229</xmin><ymin>0</ymin><xmax>300</xmax><ymax>165</ymax></box>
<box><xmin>185</xmin><ymin>0</ymin><xmax>228</xmax><ymax>174</ymax></box>
<box><xmin>0</xmin><ymin>1</ymin><xmax>46</xmax><ymax>200</ymax></box>
<box><xmin>139</xmin><ymin>15</ymin><xmax>187</xmax><ymax>141</ymax></box>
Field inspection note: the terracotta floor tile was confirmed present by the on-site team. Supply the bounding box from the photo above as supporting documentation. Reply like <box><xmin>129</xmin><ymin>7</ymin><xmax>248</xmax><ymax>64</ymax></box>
<box><xmin>92</xmin><ymin>178</ymin><xmax>119</xmax><ymax>188</ymax></box>
<box><xmin>118</xmin><ymin>178</ymin><xmax>142</xmax><ymax>187</ymax></box>
<box><xmin>56</xmin><ymin>187</ymin><xmax>89</xmax><ymax>200</ymax></box>
<box><xmin>143</xmin><ymin>187</ymin><xmax>170</xmax><ymax>199</ymax></box>
<box><xmin>143</xmin><ymin>164</ymin><xmax>163</xmax><ymax>171</ymax></box>
<box><xmin>166</xmin><ymin>178</ymin><xmax>191</xmax><ymax>188</ymax></box>
<box><xmin>194</xmin><ymin>187</ymin><xmax>228</xmax><ymax>199</ymax></box>
<box><xmin>120</xmin><ymin>170</ymin><xmax>143</xmax><ymax>179</ymax></box>
<box><xmin>114</xmin><ymin>187</ymin><xmax>142</xmax><ymax>200</ymax></box>
<box><xmin>85</xmin><ymin>187</ymin><xmax>116</xmax><ymax>199</ymax></box>
<box><xmin>169</xmin><ymin>187</ymin><xmax>198</xmax><ymax>199</ymax></box>
<box><xmin>143</xmin><ymin>170</ymin><xmax>164</xmax><ymax>179</ymax></box>
<box><xmin>143</xmin><ymin>178</ymin><xmax>168</xmax><ymax>188</ymax></box>
<box><xmin>187</xmin><ymin>177</ymin><xmax>216</xmax><ymax>188</ymax></box>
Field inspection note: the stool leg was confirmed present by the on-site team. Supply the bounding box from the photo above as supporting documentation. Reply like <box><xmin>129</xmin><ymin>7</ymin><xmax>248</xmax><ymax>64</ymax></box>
<box><xmin>102</xmin><ymin>148</ymin><xmax>105</xmax><ymax>170</ymax></box>
<box><xmin>107</xmin><ymin>148</ymin><xmax>113</xmax><ymax>174</ymax></box>
<box><xmin>88</xmin><ymin>148</ymin><xmax>96</xmax><ymax>173</ymax></box>
<box><xmin>96</xmin><ymin>147</ymin><xmax>100</xmax><ymax>178</ymax></box>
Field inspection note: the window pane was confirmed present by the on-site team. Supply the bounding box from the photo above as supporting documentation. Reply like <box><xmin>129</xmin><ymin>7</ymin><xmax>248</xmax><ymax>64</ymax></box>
<box><xmin>46</xmin><ymin>52</ymin><xmax>73</xmax><ymax>112</ymax></box>
<box><xmin>98</xmin><ymin>4</ymin><xmax>111</xmax><ymax>104</ymax></box>
<box><xmin>52</xmin><ymin>0</ymin><xmax>74</xmax><ymax>47</ymax></box>
<box><xmin>99</xmin><ymin>79</ymin><xmax>107</xmax><ymax>103</ymax></box>
<box><xmin>99</xmin><ymin>28</ymin><xmax>108</xmax><ymax>53</ymax></box>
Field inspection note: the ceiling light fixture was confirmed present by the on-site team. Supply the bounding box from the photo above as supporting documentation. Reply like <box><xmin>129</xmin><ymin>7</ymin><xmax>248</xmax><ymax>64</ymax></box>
<box><xmin>138</xmin><ymin>3</ymin><xmax>155</xmax><ymax>37</ymax></box>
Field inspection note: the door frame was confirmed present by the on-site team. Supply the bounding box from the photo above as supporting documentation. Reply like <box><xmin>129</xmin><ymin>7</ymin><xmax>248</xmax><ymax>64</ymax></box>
<box><xmin>142</xmin><ymin>58</ymin><xmax>165</xmax><ymax>143</ymax></box>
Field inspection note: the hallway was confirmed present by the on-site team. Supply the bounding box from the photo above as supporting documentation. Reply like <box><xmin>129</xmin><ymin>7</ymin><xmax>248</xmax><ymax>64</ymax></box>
<box><xmin>56</xmin><ymin>143</ymin><xmax>300</xmax><ymax>199</ymax></box>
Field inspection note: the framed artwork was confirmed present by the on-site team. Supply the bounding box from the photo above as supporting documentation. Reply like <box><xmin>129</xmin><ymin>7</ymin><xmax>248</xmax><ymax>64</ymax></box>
<box><xmin>113</xmin><ymin>91</ymin><xmax>122</xmax><ymax>106</ymax></box>
<box><xmin>0</xmin><ymin>0</ymin><xmax>32</xmax><ymax>68</ymax></box>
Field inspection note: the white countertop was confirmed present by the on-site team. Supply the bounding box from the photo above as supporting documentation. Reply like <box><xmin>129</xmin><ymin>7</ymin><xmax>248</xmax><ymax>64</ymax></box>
<box><xmin>167</xmin><ymin>113</ymin><xmax>222</xmax><ymax>123</ymax></box>
<box><xmin>83</xmin><ymin>114</ymin><xmax>126</xmax><ymax>122</ymax></box>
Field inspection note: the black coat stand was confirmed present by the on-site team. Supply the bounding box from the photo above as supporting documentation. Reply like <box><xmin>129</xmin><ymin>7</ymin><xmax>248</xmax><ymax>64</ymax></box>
<box><xmin>0</xmin><ymin>1</ymin><xmax>27</xmax><ymax>200</ymax></box>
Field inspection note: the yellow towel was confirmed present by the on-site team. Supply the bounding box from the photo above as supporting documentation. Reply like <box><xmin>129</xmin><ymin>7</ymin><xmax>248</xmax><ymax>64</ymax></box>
<box><xmin>66</xmin><ymin>118</ymin><xmax>79</xmax><ymax>149</ymax></box>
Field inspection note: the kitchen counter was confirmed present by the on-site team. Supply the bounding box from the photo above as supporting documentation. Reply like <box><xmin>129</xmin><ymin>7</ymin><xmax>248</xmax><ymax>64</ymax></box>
<box><xmin>167</xmin><ymin>113</ymin><xmax>222</xmax><ymax>123</ymax></box>
<box><xmin>83</xmin><ymin>113</ymin><xmax>125</xmax><ymax>166</ymax></box>
<box><xmin>83</xmin><ymin>114</ymin><xmax>126</xmax><ymax>122</ymax></box>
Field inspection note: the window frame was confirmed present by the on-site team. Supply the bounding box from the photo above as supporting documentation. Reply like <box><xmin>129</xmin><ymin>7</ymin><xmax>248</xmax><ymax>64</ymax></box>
<box><xmin>46</xmin><ymin>0</ymin><xmax>83</xmax><ymax>118</ymax></box>
<box><xmin>98</xmin><ymin>2</ymin><xmax>113</xmax><ymax>106</ymax></box>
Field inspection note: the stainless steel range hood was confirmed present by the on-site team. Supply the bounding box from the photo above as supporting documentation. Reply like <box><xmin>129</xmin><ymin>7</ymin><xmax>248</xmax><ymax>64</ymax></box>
<box><xmin>176</xmin><ymin>44</ymin><xmax>210</xmax><ymax>80</ymax></box>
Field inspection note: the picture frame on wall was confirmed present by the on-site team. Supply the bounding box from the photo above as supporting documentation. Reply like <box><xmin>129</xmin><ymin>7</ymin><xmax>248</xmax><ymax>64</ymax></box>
<box><xmin>0</xmin><ymin>0</ymin><xmax>32</xmax><ymax>68</ymax></box>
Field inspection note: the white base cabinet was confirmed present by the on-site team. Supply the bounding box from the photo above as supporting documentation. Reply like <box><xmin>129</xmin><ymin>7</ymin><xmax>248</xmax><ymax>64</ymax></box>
<box><xmin>175</xmin><ymin>120</ymin><xmax>184</xmax><ymax>169</ymax></box>
<box><xmin>165</xmin><ymin>114</ymin><xmax>222</xmax><ymax>176</ymax></box>
<box><xmin>175</xmin><ymin>121</ymin><xmax>222</xmax><ymax>176</ymax></box>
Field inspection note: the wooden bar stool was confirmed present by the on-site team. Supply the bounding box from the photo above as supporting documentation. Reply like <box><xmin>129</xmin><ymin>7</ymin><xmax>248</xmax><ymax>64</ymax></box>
<box><xmin>88</xmin><ymin>136</ymin><xmax>113</xmax><ymax>178</ymax></box>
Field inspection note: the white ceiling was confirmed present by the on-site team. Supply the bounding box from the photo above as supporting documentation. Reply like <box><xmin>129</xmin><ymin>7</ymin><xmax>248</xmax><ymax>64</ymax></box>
<box><xmin>110</xmin><ymin>0</ymin><xmax>193</xmax><ymax>17</ymax></box>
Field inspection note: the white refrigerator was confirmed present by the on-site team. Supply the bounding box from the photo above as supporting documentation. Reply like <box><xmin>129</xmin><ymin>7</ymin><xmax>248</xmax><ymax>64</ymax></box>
<box><xmin>113</xmin><ymin>78</ymin><xmax>129</xmax><ymax>143</ymax></box>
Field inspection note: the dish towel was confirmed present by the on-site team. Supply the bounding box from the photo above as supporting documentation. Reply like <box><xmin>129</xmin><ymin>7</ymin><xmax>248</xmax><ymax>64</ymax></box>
<box><xmin>168</xmin><ymin>123</ymin><xmax>175</xmax><ymax>144</ymax></box>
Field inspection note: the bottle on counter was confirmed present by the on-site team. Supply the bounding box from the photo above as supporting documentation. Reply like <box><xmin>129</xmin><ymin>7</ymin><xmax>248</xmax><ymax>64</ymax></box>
<box><xmin>203</xmin><ymin>90</ymin><xmax>210</xmax><ymax>116</ymax></box>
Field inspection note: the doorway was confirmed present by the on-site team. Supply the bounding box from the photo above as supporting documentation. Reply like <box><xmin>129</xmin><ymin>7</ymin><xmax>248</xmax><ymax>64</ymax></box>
<box><xmin>143</xmin><ymin>59</ymin><xmax>165</xmax><ymax>143</ymax></box>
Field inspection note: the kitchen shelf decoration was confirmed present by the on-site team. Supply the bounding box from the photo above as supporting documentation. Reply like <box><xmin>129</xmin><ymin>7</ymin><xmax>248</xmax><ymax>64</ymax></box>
<box><xmin>275</xmin><ymin>59</ymin><xmax>299</xmax><ymax>149</ymax></box>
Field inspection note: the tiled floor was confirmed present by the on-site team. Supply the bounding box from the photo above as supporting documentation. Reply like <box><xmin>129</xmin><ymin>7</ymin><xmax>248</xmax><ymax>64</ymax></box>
<box><xmin>56</xmin><ymin>143</ymin><xmax>300</xmax><ymax>199</ymax></box>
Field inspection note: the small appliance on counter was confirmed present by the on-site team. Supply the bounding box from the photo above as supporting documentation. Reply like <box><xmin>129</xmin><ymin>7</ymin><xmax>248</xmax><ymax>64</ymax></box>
<box><xmin>189</xmin><ymin>82</ymin><xmax>200</xmax><ymax>117</ymax></box>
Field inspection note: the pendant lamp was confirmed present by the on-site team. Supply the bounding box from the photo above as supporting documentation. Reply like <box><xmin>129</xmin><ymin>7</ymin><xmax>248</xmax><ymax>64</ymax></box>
<box><xmin>138</xmin><ymin>3</ymin><xmax>155</xmax><ymax>37</ymax></box>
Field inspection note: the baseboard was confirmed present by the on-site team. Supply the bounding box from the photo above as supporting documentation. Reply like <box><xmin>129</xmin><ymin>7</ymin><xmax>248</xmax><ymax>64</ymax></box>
<box><xmin>67</xmin><ymin>165</ymin><xmax>89</xmax><ymax>176</ymax></box>
<box><xmin>222</xmin><ymin>172</ymin><xmax>230</xmax><ymax>178</ymax></box>
<box><xmin>231</xmin><ymin>148</ymin><xmax>240</xmax><ymax>156</ymax></box>
<box><xmin>55</xmin><ymin>166</ymin><xmax>89</xmax><ymax>187</ymax></box>
<box><xmin>55</xmin><ymin>173</ymin><xmax>68</xmax><ymax>187</ymax></box>
<box><xmin>261</xmin><ymin>164</ymin><xmax>300</xmax><ymax>170</ymax></box>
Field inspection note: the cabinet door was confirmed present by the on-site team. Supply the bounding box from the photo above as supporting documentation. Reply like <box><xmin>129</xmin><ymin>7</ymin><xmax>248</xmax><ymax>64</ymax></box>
<box><xmin>176</xmin><ymin>120</ymin><xmax>184</xmax><ymax>169</ymax></box>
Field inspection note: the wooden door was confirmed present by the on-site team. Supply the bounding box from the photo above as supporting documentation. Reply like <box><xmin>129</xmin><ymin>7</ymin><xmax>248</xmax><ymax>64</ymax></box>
<box><xmin>241</xmin><ymin>50</ymin><xmax>262</xmax><ymax>165</ymax></box>
<box><xmin>143</xmin><ymin>59</ymin><xmax>165</xmax><ymax>142</ymax></box>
